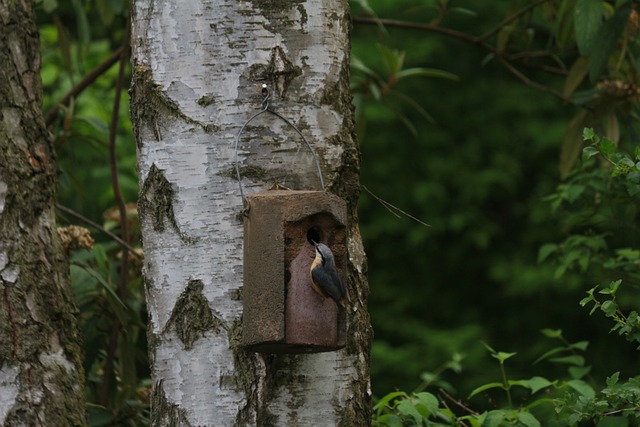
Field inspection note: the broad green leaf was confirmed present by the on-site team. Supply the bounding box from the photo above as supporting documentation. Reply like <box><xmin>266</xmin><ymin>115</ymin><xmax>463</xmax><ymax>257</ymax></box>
<box><xmin>567</xmin><ymin>379</ymin><xmax>596</xmax><ymax>398</ymax></box>
<box><xmin>606</xmin><ymin>371</ymin><xmax>620</xmax><ymax>387</ymax></box>
<box><xmin>564</xmin><ymin>56</ymin><xmax>591</xmax><ymax>99</ymax></box>
<box><xmin>569</xmin><ymin>340</ymin><xmax>589</xmax><ymax>351</ymax></box>
<box><xmin>555</xmin><ymin>0</ymin><xmax>578</xmax><ymax>48</ymax></box>
<box><xmin>540</xmin><ymin>328</ymin><xmax>563</xmax><ymax>338</ymax></box>
<box><xmin>589</xmin><ymin>4</ymin><xmax>631</xmax><ymax>82</ymax></box>
<box><xmin>537</xmin><ymin>245</ymin><xmax>558</xmax><ymax>263</ymax></box>
<box><xmin>599</xmin><ymin>138</ymin><xmax>616</xmax><ymax>158</ymax></box>
<box><xmin>492</xmin><ymin>351</ymin><xmax>517</xmax><ymax>363</ymax></box>
<box><xmin>626</xmin><ymin>172</ymin><xmax>640</xmax><ymax>196</ymax></box>
<box><xmin>517</xmin><ymin>411</ymin><xmax>541</xmax><ymax>427</ymax></box>
<box><xmin>583</xmin><ymin>146</ymin><xmax>600</xmax><ymax>160</ymax></box>
<box><xmin>396</xmin><ymin>399</ymin><xmax>423</xmax><ymax>424</ymax></box>
<box><xmin>583</xmin><ymin>127</ymin><xmax>597</xmax><ymax>141</ymax></box>
<box><xmin>414</xmin><ymin>392</ymin><xmax>439</xmax><ymax>416</ymax></box>
<box><xmin>516</xmin><ymin>376</ymin><xmax>554</xmax><ymax>394</ymax></box>
<box><xmin>550</xmin><ymin>355</ymin><xmax>585</xmax><ymax>366</ymax></box>
<box><xmin>483</xmin><ymin>410</ymin><xmax>508</xmax><ymax>427</ymax></box>
<box><xmin>568</xmin><ymin>365</ymin><xmax>592</xmax><ymax>379</ymax></box>
<box><xmin>374</xmin><ymin>391</ymin><xmax>407</xmax><ymax>412</ymax></box>
<box><xmin>601</xmin><ymin>300</ymin><xmax>616</xmax><ymax>316</ymax></box>
<box><xmin>575</xmin><ymin>0</ymin><xmax>604</xmax><ymax>55</ymax></box>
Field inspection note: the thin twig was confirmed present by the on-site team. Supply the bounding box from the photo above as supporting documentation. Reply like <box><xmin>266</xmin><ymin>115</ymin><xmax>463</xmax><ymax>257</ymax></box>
<box><xmin>45</xmin><ymin>46</ymin><xmax>124</xmax><ymax>126</ymax></box>
<box><xmin>55</xmin><ymin>203</ymin><xmax>142</xmax><ymax>259</ymax></box>
<box><xmin>353</xmin><ymin>14</ymin><xmax>568</xmax><ymax>94</ymax></box>
<box><xmin>100</xmin><ymin>16</ymin><xmax>131</xmax><ymax>407</ymax></box>
<box><xmin>496</xmin><ymin>56</ymin><xmax>564</xmax><ymax>99</ymax></box>
<box><xmin>362</xmin><ymin>185</ymin><xmax>431</xmax><ymax>227</ymax></box>
<box><xmin>353</xmin><ymin>16</ymin><xmax>484</xmax><ymax>47</ymax></box>
<box><xmin>438</xmin><ymin>396</ymin><xmax>470</xmax><ymax>427</ymax></box>
<box><xmin>439</xmin><ymin>388</ymin><xmax>480</xmax><ymax>416</ymax></box>
<box><xmin>478</xmin><ymin>0</ymin><xmax>548</xmax><ymax>42</ymax></box>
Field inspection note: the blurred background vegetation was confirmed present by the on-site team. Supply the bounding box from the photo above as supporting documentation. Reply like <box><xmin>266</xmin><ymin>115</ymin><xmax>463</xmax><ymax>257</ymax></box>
<box><xmin>37</xmin><ymin>0</ymin><xmax>640</xmax><ymax>425</ymax></box>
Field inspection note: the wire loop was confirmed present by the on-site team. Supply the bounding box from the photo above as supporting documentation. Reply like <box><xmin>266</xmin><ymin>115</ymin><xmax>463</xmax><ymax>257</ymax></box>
<box><xmin>234</xmin><ymin>84</ymin><xmax>325</xmax><ymax>205</ymax></box>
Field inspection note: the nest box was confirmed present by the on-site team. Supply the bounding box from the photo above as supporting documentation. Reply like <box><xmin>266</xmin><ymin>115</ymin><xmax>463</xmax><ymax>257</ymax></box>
<box><xmin>241</xmin><ymin>190</ymin><xmax>347</xmax><ymax>353</ymax></box>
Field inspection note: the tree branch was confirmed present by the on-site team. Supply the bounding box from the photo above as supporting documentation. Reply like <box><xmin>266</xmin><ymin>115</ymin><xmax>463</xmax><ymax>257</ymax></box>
<box><xmin>478</xmin><ymin>0</ymin><xmax>548</xmax><ymax>42</ymax></box>
<box><xmin>55</xmin><ymin>203</ymin><xmax>141</xmax><ymax>259</ymax></box>
<box><xmin>496</xmin><ymin>56</ymin><xmax>564</xmax><ymax>99</ymax></box>
<box><xmin>352</xmin><ymin>16</ymin><xmax>485</xmax><ymax>47</ymax></box>
<box><xmin>45</xmin><ymin>46</ymin><xmax>124</xmax><ymax>127</ymax></box>
<box><xmin>352</xmin><ymin>13</ymin><xmax>568</xmax><ymax>98</ymax></box>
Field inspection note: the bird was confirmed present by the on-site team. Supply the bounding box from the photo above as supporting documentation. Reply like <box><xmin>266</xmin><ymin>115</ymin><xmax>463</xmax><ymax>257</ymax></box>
<box><xmin>309</xmin><ymin>241</ymin><xmax>345</xmax><ymax>308</ymax></box>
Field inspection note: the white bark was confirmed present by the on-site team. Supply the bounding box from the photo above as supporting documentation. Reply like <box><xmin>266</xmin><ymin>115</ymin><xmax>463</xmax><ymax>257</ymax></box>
<box><xmin>131</xmin><ymin>0</ymin><xmax>370</xmax><ymax>425</ymax></box>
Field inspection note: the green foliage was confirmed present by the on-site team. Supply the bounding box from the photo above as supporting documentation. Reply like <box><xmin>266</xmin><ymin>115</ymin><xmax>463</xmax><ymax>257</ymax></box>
<box><xmin>71</xmin><ymin>245</ymin><xmax>149</xmax><ymax>426</ymax></box>
<box><xmin>38</xmin><ymin>0</ymin><xmax>148</xmax><ymax>424</ymax></box>
<box><xmin>372</xmin><ymin>327</ymin><xmax>640</xmax><ymax>426</ymax></box>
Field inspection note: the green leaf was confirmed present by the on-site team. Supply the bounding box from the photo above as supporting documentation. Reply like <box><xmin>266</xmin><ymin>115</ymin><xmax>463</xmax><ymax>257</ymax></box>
<box><xmin>606</xmin><ymin>371</ymin><xmax>620</xmax><ymax>387</ymax></box>
<box><xmin>582</xmin><ymin>146</ymin><xmax>600</xmax><ymax>161</ymax></box>
<box><xmin>583</xmin><ymin>127</ymin><xmax>597</xmax><ymax>141</ymax></box>
<box><xmin>589</xmin><ymin>4</ymin><xmax>631</xmax><ymax>82</ymax></box>
<box><xmin>568</xmin><ymin>365</ymin><xmax>592</xmax><ymax>379</ymax></box>
<box><xmin>564</xmin><ymin>56</ymin><xmax>591</xmax><ymax>99</ymax></box>
<box><xmin>575</xmin><ymin>0</ymin><xmax>604</xmax><ymax>55</ymax></box>
<box><xmin>468</xmin><ymin>382</ymin><xmax>505</xmax><ymax>399</ymax></box>
<box><xmin>414</xmin><ymin>392</ymin><xmax>439</xmax><ymax>416</ymax></box>
<box><xmin>599</xmin><ymin>136</ymin><xmax>616</xmax><ymax>158</ymax></box>
<box><xmin>569</xmin><ymin>340</ymin><xmax>589</xmax><ymax>351</ymax></box>
<box><xmin>396</xmin><ymin>399</ymin><xmax>423</xmax><ymax>424</ymax></box>
<box><xmin>555</xmin><ymin>0</ymin><xmax>578</xmax><ymax>48</ymax></box>
<box><xmin>492</xmin><ymin>351</ymin><xmax>517</xmax><ymax>363</ymax></box>
<box><xmin>395</xmin><ymin>67</ymin><xmax>458</xmax><ymax>81</ymax></box>
<box><xmin>567</xmin><ymin>379</ymin><xmax>596</xmax><ymax>398</ymax></box>
<box><xmin>601</xmin><ymin>300</ymin><xmax>616</xmax><ymax>316</ymax></box>
<box><xmin>538</xmin><ymin>245</ymin><xmax>558</xmax><ymax>263</ymax></box>
<box><xmin>519</xmin><ymin>376</ymin><xmax>554</xmax><ymax>394</ymax></box>
<box><xmin>550</xmin><ymin>355</ymin><xmax>585</xmax><ymax>366</ymax></box>
<box><xmin>534</xmin><ymin>346</ymin><xmax>567</xmax><ymax>365</ymax></box>
<box><xmin>517</xmin><ymin>411</ymin><xmax>541</xmax><ymax>427</ymax></box>
<box><xmin>626</xmin><ymin>172</ymin><xmax>640</xmax><ymax>196</ymax></box>
<box><xmin>483</xmin><ymin>410</ymin><xmax>508</xmax><ymax>427</ymax></box>
<box><xmin>540</xmin><ymin>328</ymin><xmax>563</xmax><ymax>338</ymax></box>
<box><xmin>374</xmin><ymin>391</ymin><xmax>407</xmax><ymax>412</ymax></box>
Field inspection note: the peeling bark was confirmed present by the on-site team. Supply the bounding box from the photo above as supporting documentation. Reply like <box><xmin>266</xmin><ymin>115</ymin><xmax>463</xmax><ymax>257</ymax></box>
<box><xmin>131</xmin><ymin>0</ymin><xmax>371</xmax><ymax>425</ymax></box>
<box><xmin>0</xmin><ymin>1</ymin><xmax>86</xmax><ymax>425</ymax></box>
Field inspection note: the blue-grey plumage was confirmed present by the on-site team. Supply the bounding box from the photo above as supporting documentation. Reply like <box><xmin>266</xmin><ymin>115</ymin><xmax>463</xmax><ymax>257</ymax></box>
<box><xmin>310</xmin><ymin>241</ymin><xmax>345</xmax><ymax>308</ymax></box>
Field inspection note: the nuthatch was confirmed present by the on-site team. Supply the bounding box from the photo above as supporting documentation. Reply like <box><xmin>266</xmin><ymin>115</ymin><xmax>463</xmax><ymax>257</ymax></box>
<box><xmin>310</xmin><ymin>241</ymin><xmax>345</xmax><ymax>308</ymax></box>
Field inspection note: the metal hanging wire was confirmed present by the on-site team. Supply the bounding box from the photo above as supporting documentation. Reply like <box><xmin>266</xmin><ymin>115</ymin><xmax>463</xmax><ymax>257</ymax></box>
<box><xmin>234</xmin><ymin>84</ymin><xmax>326</xmax><ymax>204</ymax></box>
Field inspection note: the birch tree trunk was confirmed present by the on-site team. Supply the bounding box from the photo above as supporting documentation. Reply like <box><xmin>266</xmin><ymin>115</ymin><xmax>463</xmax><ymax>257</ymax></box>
<box><xmin>0</xmin><ymin>1</ymin><xmax>86</xmax><ymax>425</ymax></box>
<box><xmin>131</xmin><ymin>0</ymin><xmax>371</xmax><ymax>425</ymax></box>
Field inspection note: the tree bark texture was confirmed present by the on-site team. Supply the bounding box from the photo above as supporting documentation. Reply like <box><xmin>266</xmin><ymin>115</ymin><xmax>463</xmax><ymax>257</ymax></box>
<box><xmin>131</xmin><ymin>0</ymin><xmax>371</xmax><ymax>425</ymax></box>
<box><xmin>0</xmin><ymin>1</ymin><xmax>87</xmax><ymax>426</ymax></box>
